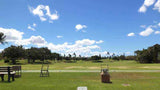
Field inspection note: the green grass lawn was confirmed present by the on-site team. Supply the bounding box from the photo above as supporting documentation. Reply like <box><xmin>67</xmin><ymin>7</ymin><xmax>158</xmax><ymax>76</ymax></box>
<box><xmin>0</xmin><ymin>59</ymin><xmax>160</xmax><ymax>70</ymax></box>
<box><xmin>0</xmin><ymin>72</ymin><xmax>160</xmax><ymax>90</ymax></box>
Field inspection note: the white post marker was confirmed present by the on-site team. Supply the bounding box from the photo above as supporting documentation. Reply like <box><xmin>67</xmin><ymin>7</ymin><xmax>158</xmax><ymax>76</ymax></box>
<box><xmin>77</xmin><ymin>87</ymin><xmax>87</xmax><ymax>90</ymax></box>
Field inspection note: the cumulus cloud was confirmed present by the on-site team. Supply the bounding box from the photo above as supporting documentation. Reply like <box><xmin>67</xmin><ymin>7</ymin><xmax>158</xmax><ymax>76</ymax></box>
<box><xmin>127</xmin><ymin>33</ymin><xmax>135</xmax><ymax>37</ymax></box>
<box><xmin>29</xmin><ymin>5</ymin><xmax>59</xmax><ymax>22</ymax></box>
<box><xmin>75</xmin><ymin>24</ymin><xmax>87</xmax><ymax>32</ymax></box>
<box><xmin>0</xmin><ymin>27</ymin><xmax>46</xmax><ymax>46</ymax></box>
<box><xmin>138</xmin><ymin>0</ymin><xmax>156</xmax><ymax>13</ymax></box>
<box><xmin>75</xmin><ymin>39</ymin><xmax>96</xmax><ymax>46</ymax></box>
<box><xmin>15</xmin><ymin>36</ymin><xmax>47</xmax><ymax>46</ymax></box>
<box><xmin>138</xmin><ymin>0</ymin><xmax>160</xmax><ymax>13</ymax></box>
<box><xmin>46</xmin><ymin>39</ymin><xmax>104</xmax><ymax>56</ymax></box>
<box><xmin>139</xmin><ymin>5</ymin><xmax>147</xmax><ymax>13</ymax></box>
<box><xmin>153</xmin><ymin>0</ymin><xmax>160</xmax><ymax>12</ymax></box>
<box><xmin>139</xmin><ymin>27</ymin><xmax>154</xmax><ymax>36</ymax></box>
<box><xmin>0</xmin><ymin>27</ymin><xmax>24</xmax><ymax>42</ymax></box>
<box><xmin>56</xmin><ymin>35</ymin><xmax>63</xmax><ymax>38</ymax></box>
<box><xmin>155</xmin><ymin>31</ymin><xmax>160</xmax><ymax>34</ymax></box>
<box><xmin>0</xmin><ymin>26</ymin><xmax>106</xmax><ymax>56</ymax></box>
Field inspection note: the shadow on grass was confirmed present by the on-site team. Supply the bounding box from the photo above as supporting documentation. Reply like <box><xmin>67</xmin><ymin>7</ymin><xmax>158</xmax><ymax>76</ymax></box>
<box><xmin>0</xmin><ymin>81</ymin><xmax>13</xmax><ymax>83</ymax></box>
<box><xmin>92</xmin><ymin>60</ymin><xmax>103</xmax><ymax>63</ymax></box>
<box><xmin>64</xmin><ymin>60</ymin><xmax>77</xmax><ymax>63</ymax></box>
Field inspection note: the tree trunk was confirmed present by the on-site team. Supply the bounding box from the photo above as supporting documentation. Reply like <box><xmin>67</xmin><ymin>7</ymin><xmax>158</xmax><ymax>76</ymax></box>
<box><xmin>32</xmin><ymin>59</ymin><xmax>35</xmax><ymax>63</ymax></box>
<box><xmin>28</xmin><ymin>59</ymin><xmax>31</xmax><ymax>63</ymax></box>
<box><xmin>12</xmin><ymin>59</ymin><xmax>16</xmax><ymax>64</ymax></box>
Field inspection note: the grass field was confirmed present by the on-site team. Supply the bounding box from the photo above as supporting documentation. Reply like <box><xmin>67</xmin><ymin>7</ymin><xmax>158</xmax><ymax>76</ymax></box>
<box><xmin>0</xmin><ymin>72</ymin><xmax>160</xmax><ymax>90</ymax></box>
<box><xmin>0</xmin><ymin>59</ymin><xmax>160</xmax><ymax>70</ymax></box>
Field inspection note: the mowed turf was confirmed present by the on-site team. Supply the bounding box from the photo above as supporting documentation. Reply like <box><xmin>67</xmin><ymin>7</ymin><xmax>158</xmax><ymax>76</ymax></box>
<box><xmin>1</xmin><ymin>59</ymin><xmax>160</xmax><ymax>70</ymax></box>
<box><xmin>0</xmin><ymin>72</ymin><xmax>160</xmax><ymax>90</ymax></box>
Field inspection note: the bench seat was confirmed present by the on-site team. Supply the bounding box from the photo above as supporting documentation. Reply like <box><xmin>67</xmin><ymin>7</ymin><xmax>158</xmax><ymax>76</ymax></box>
<box><xmin>0</xmin><ymin>72</ymin><xmax>16</xmax><ymax>75</ymax></box>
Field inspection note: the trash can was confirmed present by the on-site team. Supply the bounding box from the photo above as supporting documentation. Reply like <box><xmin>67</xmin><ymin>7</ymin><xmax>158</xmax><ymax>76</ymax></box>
<box><xmin>101</xmin><ymin>69</ymin><xmax>111</xmax><ymax>83</ymax></box>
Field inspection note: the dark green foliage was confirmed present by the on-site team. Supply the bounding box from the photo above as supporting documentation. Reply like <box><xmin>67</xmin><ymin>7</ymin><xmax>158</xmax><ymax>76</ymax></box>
<box><xmin>135</xmin><ymin>44</ymin><xmax>160</xmax><ymax>63</ymax></box>
<box><xmin>50</xmin><ymin>53</ymin><xmax>61</xmax><ymax>60</ymax></box>
<box><xmin>27</xmin><ymin>47</ymin><xmax>51</xmax><ymax>63</ymax></box>
<box><xmin>125</xmin><ymin>55</ymin><xmax>136</xmax><ymax>60</ymax></box>
<box><xmin>119</xmin><ymin>55</ymin><xmax>126</xmax><ymax>60</ymax></box>
<box><xmin>112</xmin><ymin>56</ymin><xmax>120</xmax><ymax>60</ymax></box>
<box><xmin>91</xmin><ymin>55</ymin><xmax>101</xmax><ymax>61</ymax></box>
<box><xmin>2</xmin><ymin>45</ymin><xmax>25</xmax><ymax>64</ymax></box>
<box><xmin>0</xmin><ymin>32</ymin><xmax>7</xmax><ymax>45</ymax></box>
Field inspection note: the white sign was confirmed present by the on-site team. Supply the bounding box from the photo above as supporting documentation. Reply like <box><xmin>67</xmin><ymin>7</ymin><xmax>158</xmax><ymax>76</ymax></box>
<box><xmin>77</xmin><ymin>87</ymin><xmax>87</xmax><ymax>90</ymax></box>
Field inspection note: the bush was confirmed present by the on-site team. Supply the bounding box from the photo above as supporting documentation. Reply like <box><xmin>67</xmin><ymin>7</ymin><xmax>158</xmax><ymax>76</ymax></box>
<box><xmin>4</xmin><ymin>59</ymin><xmax>9</xmax><ymax>63</ymax></box>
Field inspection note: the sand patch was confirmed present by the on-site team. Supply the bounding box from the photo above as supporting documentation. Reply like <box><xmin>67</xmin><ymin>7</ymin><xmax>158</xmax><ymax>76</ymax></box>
<box><xmin>122</xmin><ymin>84</ymin><xmax>131</xmax><ymax>87</ymax></box>
<box><xmin>65</xmin><ymin>66</ymin><xmax>85</xmax><ymax>69</ymax></box>
<box><xmin>141</xmin><ymin>66</ymin><xmax>160</xmax><ymax>69</ymax></box>
<box><xmin>87</xmin><ymin>67</ymin><xmax>99</xmax><ymax>69</ymax></box>
<box><xmin>113</xmin><ymin>66</ymin><xmax>128</xmax><ymax>69</ymax></box>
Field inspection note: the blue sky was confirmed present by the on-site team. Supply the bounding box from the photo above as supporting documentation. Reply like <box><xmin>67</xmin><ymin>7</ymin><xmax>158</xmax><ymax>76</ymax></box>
<box><xmin>0</xmin><ymin>0</ymin><xmax>160</xmax><ymax>56</ymax></box>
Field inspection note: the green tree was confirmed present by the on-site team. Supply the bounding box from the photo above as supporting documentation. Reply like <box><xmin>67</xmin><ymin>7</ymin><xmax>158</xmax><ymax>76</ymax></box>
<box><xmin>27</xmin><ymin>47</ymin><xmax>51</xmax><ymax>63</ymax></box>
<box><xmin>2</xmin><ymin>45</ymin><xmax>25</xmax><ymax>64</ymax></box>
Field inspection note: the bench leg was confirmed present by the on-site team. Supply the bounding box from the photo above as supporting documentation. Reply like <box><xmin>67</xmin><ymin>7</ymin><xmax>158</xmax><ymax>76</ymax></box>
<box><xmin>8</xmin><ymin>75</ymin><xmax>10</xmax><ymax>82</ymax></box>
<box><xmin>1</xmin><ymin>75</ymin><xmax>4</xmax><ymax>81</ymax></box>
<box><xmin>12</xmin><ymin>74</ymin><xmax>15</xmax><ymax>81</ymax></box>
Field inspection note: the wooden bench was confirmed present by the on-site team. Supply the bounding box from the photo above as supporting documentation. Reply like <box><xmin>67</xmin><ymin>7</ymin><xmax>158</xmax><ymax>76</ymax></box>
<box><xmin>0</xmin><ymin>66</ymin><xmax>15</xmax><ymax>82</ymax></box>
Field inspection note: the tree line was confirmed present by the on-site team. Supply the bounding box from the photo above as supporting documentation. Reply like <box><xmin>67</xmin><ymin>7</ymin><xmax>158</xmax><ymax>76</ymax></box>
<box><xmin>135</xmin><ymin>44</ymin><xmax>160</xmax><ymax>63</ymax></box>
<box><xmin>0</xmin><ymin>45</ymin><xmax>137</xmax><ymax>64</ymax></box>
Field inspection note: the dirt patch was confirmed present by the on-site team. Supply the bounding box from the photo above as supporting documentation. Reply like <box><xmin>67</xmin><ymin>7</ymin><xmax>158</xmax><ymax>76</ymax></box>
<box><xmin>65</xmin><ymin>66</ymin><xmax>85</xmax><ymax>69</ymax></box>
<box><xmin>113</xmin><ymin>66</ymin><xmax>128</xmax><ymax>69</ymax></box>
<box><xmin>87</xmin><ymin>67</ymin><xmax>99</xmax><ymax>69</ymax></box>
<box><xmin>122</xmin><ymin>84</ymin><xmax>131</xmax><ymax>87</ymax></box>
<box><xmin>141</xmin><ymin>66</ymin><xmax>160</xmax><ymax>69</ymax></box>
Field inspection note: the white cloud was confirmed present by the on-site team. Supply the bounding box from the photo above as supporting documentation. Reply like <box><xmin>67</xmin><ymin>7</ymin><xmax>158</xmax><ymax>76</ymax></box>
<box><xmin>46</xmin><ymin>39</ymin><xmax>104</xmax><ymax>56</ymax></box>
<box><xmin>57</xmin><ymin>35</ymin><xmax>63</xmax><ymax>38</ymax></box>
<box><xmin>0</xmin><ymin>26</ymin><xmax>105</xmax><ymax>56</ymax></box>
<box><xmin>28</xmin><ymin>26</ymin><xmax>35</xmax><ymax>31</ymax></box>
<box><xmin>139</xmin><ymin>5</ymin><xmax>147</xmax><ymax>13</ymax></box>
<box><xmin>138</xmin><ymin>0</ymin><xmax>156</xmax><ymax>13</ymax></box>
<box><xmin>158</xmin><ymin>23</ymin><xmax>160</xmax><ymax>26</ymax></box>
<box><xmin>127</xmin><ymin>33</ymin><xmax>135</xmax><ymax>37</ymax></box>
<box><xmin>155</xmin><ymin>31</ymin><xmax>160</xmax><ymax>34</ymax></box>
<box><xmin>139</xmin><ymin>27</ymin><xmax>154</xmax><ymax>36</ymax></box>
<box><xmin>144</xmin><ymin>0</ymin><xmax>156</xmax><ymax>6</ymax></box>
<box><xmin>33</xmin><ymin>23</ymin><xmax>36</xmax><ymax>27</ymax></box>
<box><xmin>75</xmin><ymin>39</ymin><xmax>95</xmax><ymax>46</ymax></box>
<box><xmin>153</xmin><ymin>0</ymin><xmax>160</xmax><ymax>12</ymax></box>
<box><xmin>29</xmin><ymin>5</ymin><xmax>59</xmax><ymax>22</ymax></box>
<box><xmin>75</xmin><ymin>24</ymin><xmax>87</xmax><ymax>31</ymax></box>
<box><xmin>15</xmin><ymin>36</ymin><xmax>47</xmax><ymax>46</ymax></box>
<box><xmin>29</xmin><ymin>36</ymin><xmax>47</xmax><ymax>46</ymax></box>
<box><xmin>0</xmin><ymin>27</ymin><xmax>24</xmax><ymax>42</ymax></box>
<box><xmin>96</xmin><ymin>40</ymin><xmax>104</xmax><ymax>44</ymax></box>
<box><xmin>28</xmin><ymin>23</ymin><xmax>37</xmax><ymax>31</ymax></box>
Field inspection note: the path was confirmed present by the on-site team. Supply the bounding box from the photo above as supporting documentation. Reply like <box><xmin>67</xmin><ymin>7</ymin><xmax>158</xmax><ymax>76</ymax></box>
<box><xmin>22</xmin><ymin>70</ymin><xmax>160</xmax><ymax>72</ymax></box>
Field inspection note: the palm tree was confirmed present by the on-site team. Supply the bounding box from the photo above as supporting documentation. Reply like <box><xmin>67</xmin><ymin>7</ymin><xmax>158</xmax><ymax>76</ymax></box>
<box><xmin>73</xmin><ymin>52</ymin><xmax>76</xmax><ymax>62</ymax></box>
<box><xmin>0</xmin><ymin>32</ymin><xmax>7</xmax><ymax>45</ymax></box>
